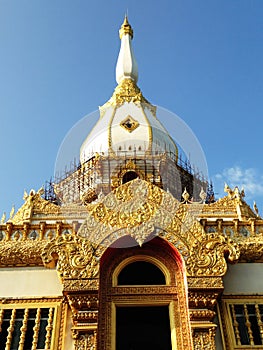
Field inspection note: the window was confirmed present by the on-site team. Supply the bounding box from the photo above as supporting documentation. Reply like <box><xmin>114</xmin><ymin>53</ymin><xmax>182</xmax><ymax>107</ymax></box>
<box><xmin>0</xmin><ymin>299</ymin><xmax>63</xmax><ymax>350</ymax></box>
<box><xmin>219</xmin><ymin>296</ymin><xmax>263</xmax><ymax>349</ymax></box>
<box><xmin>118</xmin><ymin>261</ymin><xmax>166</xmax><ymax>285</ymax></box>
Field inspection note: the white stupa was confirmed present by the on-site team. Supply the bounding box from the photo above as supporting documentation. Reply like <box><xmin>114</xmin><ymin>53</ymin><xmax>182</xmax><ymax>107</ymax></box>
<box><xmin>80</xmin><ymin>16</ymin><xmax>178</xmax><ymax>163</ymax></box>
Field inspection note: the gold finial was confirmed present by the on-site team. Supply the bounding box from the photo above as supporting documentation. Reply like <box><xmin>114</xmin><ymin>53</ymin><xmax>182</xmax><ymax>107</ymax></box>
<box><xmin>119</xmin><ymin>15</ymin><xmax>133</xmax><ymax>39</ymax></box>
<box><xmin>253</xmin><ymin>201</ymin><xmax>259</xmax><ymax>217</ymax></box>
<box><xmin>1</xmin><ymin>212</ymin><xmax>6</xmax><ymax>224</ymax></box>
<box><xmin>9</xmin><ymin>205</ymin><xmax>15</xmax><ymax>220</ymax></box>
<box><xmin>182</xmin><ymin>188</ymin><xmax>190</xmax><ymax>203</ymax></box>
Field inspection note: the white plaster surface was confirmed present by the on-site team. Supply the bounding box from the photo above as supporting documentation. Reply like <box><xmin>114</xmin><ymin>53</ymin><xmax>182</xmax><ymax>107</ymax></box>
<box><xmin>116</xmin><ymin>33</ymin><xmax>138</xmax><ymax>84</ymax></box>
<box><xmin>223</xmin><ymin>263</ymin><xmax>263</xmax><ymax>294</ymax></box>
<box><xmin>0</xmin><ymin>267</ymin><xmax>63</xmax><ymax>297</ymax></box>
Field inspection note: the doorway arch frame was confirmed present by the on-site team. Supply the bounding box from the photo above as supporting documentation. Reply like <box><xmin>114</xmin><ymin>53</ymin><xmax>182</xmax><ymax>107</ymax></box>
<box><xmin>97</xmin><ymin>237</ymin><xmax>193</xmax><ymax>350</ymax></box>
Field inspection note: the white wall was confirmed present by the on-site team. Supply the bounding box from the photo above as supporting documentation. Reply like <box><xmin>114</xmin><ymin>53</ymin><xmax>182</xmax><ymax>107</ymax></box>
<box><xmin>223</xmin><ymin>263</ymin><xmax>263</xmax><ymax>294</ymax></box>
<box><xmin>215</xmin><ymin>315</ymin><xmax>224</xmax><ymax>350</ymax></box>
<box><xmin>0</xmin><ymin>267</ymin><xmax>63</xmax><ymax>297</ymax></box>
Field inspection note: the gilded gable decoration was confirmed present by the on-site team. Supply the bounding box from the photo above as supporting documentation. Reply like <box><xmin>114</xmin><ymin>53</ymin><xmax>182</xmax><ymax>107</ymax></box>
<box><xmin>10</xmin><ymin>188</ymin><xmax>61</xmax><ymax>225</ymax></box>
<box><xmin>200</xmin><ymin>185</ymin><xmax>258</xmax><ymax>220</ymax></box>
<box><xmin>42</xmin><ymin>180</ymin><xmax>239</xmax><ymax>282</ymax></box>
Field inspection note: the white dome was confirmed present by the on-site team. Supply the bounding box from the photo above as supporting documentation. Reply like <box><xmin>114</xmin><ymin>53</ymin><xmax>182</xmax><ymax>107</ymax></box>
<box><xmin>80</xmin><ymin>100</ymin><xmax>178</xmax><ymax>162</ymax></box>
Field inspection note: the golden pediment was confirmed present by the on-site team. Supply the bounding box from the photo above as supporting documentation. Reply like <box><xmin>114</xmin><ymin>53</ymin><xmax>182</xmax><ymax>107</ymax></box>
<box><xmin>10</xmin><ymin>189</ymin><xmax>61</xmax><ymax>224</ymax></box>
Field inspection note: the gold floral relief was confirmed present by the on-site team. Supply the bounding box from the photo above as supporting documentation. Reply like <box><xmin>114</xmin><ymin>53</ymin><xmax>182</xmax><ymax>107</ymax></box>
<box><xmin>192</xmin><ymin>327</ymin><xmax>216</xmax><ymax>350</ymax></box>
<box><xmin>186</xmin><ymin>232</ymin><xmax>240</xmax><ymax>276</ymax></box>
<box><xmin>77</xmin><ymin>180</ymin><xmax>240</xmax><ymax>275</ymax></box>
<box><xmin>42</xmin><ymin>234</ymin><xmax>105</xmax><ymax>280</ymax></box>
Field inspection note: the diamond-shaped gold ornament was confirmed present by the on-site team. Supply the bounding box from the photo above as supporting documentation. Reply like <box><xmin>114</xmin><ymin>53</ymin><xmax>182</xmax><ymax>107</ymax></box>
<box><xmin>120</xmin><ymin>115</ymin><xmax>139</xmax><ymax>133</ymax></box>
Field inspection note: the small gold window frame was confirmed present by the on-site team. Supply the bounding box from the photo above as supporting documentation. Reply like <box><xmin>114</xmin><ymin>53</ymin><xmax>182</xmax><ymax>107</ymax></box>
<box><xmin>219</xmin><ymin>295</ymin><xmax>263</xmax><ymax>350</ymax></box>
<box><xmin>0</xmin><ymin>297</ymin><xmax>65</xmax><ymax>350</ymax></box>
<box><xmin>120</xmin><ymin>115</ymin><xmax>139</xmax><ymax>133</ymax></box>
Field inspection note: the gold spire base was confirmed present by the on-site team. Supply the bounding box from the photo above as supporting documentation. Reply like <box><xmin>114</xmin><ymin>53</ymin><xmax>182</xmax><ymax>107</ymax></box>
<box><xmin>99</xmin><ymin>79</ymin><xmax>156</xmax><ymax>119</ymax></box>
<box><xmin>109</xmin><ymin>78</ymin><xmax>149</xmax><ymax>105</ymax></box>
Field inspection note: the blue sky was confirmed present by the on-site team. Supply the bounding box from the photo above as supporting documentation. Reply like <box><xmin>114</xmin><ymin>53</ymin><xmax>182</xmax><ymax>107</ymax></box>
<box><xmin>0</xmin><ymin>0</ymin><xmax>262</xmax><ymax>218</ymax></box>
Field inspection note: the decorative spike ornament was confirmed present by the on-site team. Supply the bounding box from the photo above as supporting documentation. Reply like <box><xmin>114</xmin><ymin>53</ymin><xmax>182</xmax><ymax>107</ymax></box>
<box><xmin>199</xmin><ymin>187</ymin><xmax>207</xmax><ymax>203</ymax></box>
<box><xmin>182</xmin><ymin>188</ymin><xmax>190</xmax><ymax>203</ymax></box>
<box><xmin>1</xmin><ymin>212</ymin><xmax>6</xmax><ymax>224</ymax></box>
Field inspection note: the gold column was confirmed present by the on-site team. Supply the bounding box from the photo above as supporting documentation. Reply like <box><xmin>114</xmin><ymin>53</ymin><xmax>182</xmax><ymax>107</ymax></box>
<box><xmin>66</xmin><ymin>291</ymin><xmax>99</xmax><ymax>350</ymax></box>
<box><xmin>188</xmin><ymin>277</ymin><xmax>224</xmax><ymax>350</ymax></box>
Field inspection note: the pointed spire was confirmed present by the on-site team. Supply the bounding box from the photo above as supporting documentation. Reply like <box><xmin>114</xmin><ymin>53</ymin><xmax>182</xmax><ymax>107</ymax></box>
<box><xmin>119</xmin><ymin>15</ymin><xmax>133</xmax><ymax>39</ymax></box>
<box><xmin>116</xmin><ymin>16</ymin><xmax>138</xmax><ymax>84</ymax></box>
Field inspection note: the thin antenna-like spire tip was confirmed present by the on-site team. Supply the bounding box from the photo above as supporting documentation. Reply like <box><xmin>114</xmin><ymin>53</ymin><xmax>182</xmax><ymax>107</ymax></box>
<box><xmin>119</xmin><ymin>14</ymin><xmax>133</xmax><ymax>39</ymax></box>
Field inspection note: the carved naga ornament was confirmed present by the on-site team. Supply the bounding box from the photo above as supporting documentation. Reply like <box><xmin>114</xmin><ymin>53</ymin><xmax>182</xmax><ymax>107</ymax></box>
<box><xmin>42</xmin><ymin>179</ymin><xmax>239</xmax><ymax>280</ymax></box>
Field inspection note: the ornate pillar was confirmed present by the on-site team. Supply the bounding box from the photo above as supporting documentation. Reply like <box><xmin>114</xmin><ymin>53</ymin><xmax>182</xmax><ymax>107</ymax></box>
<box><xmin>66</xmin><ymin>290</ymin><xmax>98</xmax><ymax>350</ymax></box>
<box><xmin>188</xmin><ymin>277</ymin><xmax>223</xmax><ymax>350</ymax></box>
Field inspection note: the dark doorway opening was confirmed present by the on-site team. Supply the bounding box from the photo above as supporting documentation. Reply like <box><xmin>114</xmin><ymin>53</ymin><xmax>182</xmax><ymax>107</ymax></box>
<box><xmin>122</xmin><ymin>171</ymin><xmax>138</xmax><ymax>184</ymax></box>
<box><xmin>116</xmin><ymin>306</ymin><xmax>172</xmax><ymax>350</ymax></box>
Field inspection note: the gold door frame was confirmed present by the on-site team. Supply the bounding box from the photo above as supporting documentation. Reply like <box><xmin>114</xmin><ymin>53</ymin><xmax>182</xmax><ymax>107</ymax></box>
<box><xmin>97</xmin><ymin>237</ymin><xmax>193</xmax><ymax>350</ymax></box>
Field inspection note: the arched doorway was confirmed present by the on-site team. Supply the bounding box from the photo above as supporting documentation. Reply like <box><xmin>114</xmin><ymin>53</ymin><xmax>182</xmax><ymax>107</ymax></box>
<box><xmin>97</xmin><ymin>237</ymin><xmax>193</xmax><ymax>350</ymax></box>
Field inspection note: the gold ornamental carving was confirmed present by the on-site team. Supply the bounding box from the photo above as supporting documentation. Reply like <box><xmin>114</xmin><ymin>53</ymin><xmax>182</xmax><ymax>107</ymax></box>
<box><xmin>105</xmin><ymin>78</ymin><xmax>149</xmax><ymax>106</ymax></box>
<box><xmin>72</xmin><ymin>331</ymin><xmax>97</xmax><ymax>350</ymax></box>
<box><xmin>66</xmin><ymin>292</ymin><xmax>98</xmax><ymax>350</ymax></box>
<box><xmin>81</xmin><ymin>179</ymin><xmax>167</xmax><ymax>246</ymax></box>
<box><xmin>77</xmin><ymin>179</ymin><xmax>240</xmax><ymax>276</ymax></box>
<box><xmin>239</xmin><ymin>236</ymin><xmax>263</xmax><ymax>262</ymax></box>
<box><xmin>186</xmin><ymin>232</ymin><xmax>240</xmax><ymax>277</ymax></box>
<box><xmin>0</xmin><ymin>179</ymin><xmax>240</xmax><ymax>275</ymax></box>
<box><xmin>42</xmin><ymin>234</ymin><xmax>105</xmax><ymax>280</ymax></box>
<box><xmin>192</xmin><ymin>328</ymin><xmax>216</xmax><ymax>350</ymax></box>
<box><xmin>187</xmin><ymin>277</ymin><xmax>223</xmax><ymax>289</ymax></box>
<box><xmin>201</xmin><ymin>185</ymin><xmax>258</xmax><ymax>220</ymax></box>
<box><xmin>119</xmin><ymin>16</ymin><xmax>133</xmax><ymax>39</ymax></box>
<box><xmin>190</xmin><ymin>309</ymin><xmax>216</xmax><ymax>322</ymax></box>
<box><xmin>188</xmin><ymin>291</ymin><xmax>220</xmax><ymax>308</ymax></box>
<box><xmin>10</xmin><ymin>189</ymin><xmax>60</xmax><ymax>225</ymax></box>
<box><xmin>0</xmin><ymin>240</ymin><xmax>46</xmax><ymax>267</ymax></box>
<box><xmin>62</xmin><ymin>278</ymin><xmax>99</xmax><ymax>292</ymax></box>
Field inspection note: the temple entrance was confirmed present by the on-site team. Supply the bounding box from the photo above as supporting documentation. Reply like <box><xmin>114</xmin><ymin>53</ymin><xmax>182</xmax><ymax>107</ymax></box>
<box><xmin>98</xmin><ymin>237</ymin><xmax>193</xmax><ymax>349</ymax></box>
<box><xmin>116</xmin><ymin>306</ymin><xmax>172</xmax><ymax>350</ymax></box>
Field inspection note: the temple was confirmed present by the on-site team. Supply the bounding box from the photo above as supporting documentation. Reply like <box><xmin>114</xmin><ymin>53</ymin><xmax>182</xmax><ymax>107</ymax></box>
<box><xmin>1</xmin><ymin>17</ymin><xmax>263</xmax><ymax>350</ymax></box>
